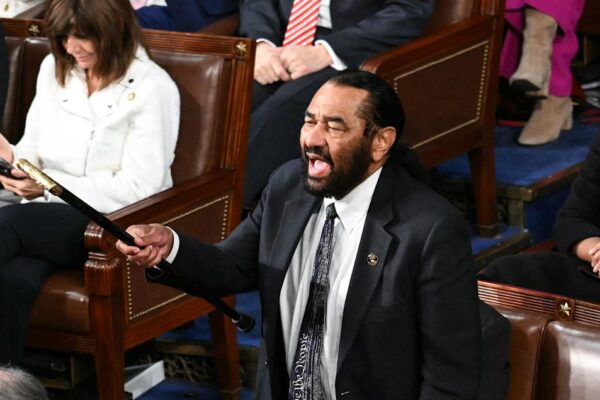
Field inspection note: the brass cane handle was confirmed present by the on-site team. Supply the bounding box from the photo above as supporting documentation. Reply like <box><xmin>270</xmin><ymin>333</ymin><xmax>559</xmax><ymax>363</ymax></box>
<box><xmin>15</xmin><ymin>159</ymin><xmax>63</xmax><ymax>196</ymax></box>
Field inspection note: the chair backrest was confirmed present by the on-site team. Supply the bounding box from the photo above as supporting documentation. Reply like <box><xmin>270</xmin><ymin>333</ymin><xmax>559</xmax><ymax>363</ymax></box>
<box><xmin>494</xmin><ymin>305</ymin><xmax>550</xmax><ymax>400</ymax></box>
<box><xmin>536</xmin><ymin>321</ymin><xmax>600</xmax><ymax>400</ymax></box>
<box><xmin>480</xmin><ymin>280</ymin><xmax>600</xmax><ymax>399</ymax></box>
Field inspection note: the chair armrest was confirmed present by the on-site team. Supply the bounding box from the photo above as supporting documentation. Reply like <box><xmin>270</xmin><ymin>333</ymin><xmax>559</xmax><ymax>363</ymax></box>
<box><xmin>361</xmin><ymin>15</ymin><xmax>497</xmax><ymax>75</ymax></box>
<box><xmin>83</xmin><ymin>168</ymin><xmax>239</xmax><ymax>296</ymax></box>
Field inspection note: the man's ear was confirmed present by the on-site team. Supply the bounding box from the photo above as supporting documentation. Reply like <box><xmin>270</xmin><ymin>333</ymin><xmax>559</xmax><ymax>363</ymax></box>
<box><xmin>371</xmin><ymin>127</ymin><xmax>396</xmax><ymax>163</ymax></box>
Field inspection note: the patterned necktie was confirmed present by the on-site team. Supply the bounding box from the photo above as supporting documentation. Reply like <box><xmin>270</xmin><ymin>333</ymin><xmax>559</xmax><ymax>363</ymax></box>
<box><xmin>289</xmin><ymin>203</ymin><xmax>338</xmax><ymax>400</ymax></box>
<box><xmin>282</xmin><ymin>0</ymin><xmax>321</xmax><ymax>47</ymax></box>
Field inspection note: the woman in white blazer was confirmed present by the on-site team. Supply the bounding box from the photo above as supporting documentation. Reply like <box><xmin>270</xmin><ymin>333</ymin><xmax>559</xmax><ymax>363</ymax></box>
<box><xmin>0</xmin><ymin>0</ymin><xmax>180</xmax><ymax>365</ymax></box>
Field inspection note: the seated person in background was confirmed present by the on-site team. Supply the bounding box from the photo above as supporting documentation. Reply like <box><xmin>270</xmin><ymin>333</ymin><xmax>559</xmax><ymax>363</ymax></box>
<box><xmin>0</xmin><ymin>0</ymin><xmax>179</xmax><ymax>366</ymax></box>
<box><xmin>0</xmin><ymin>0</ymin><xmax>45</xmax><ymax>17</ymax></box>
<box><xmin>0</xmin><ymin>22</ymin><xmax>8</xmax><ymax>124</ymax></box>
<box><xmin>117</xmin><ymin>71</ymin><xmax>484</xmax><ymax>399</ymax></box>
<box><xmin>0</xmin><ymin>365</ymin><xmax>48</xmax><ymax>400</ymax></box>
<box><xmin>480</xmin><ymin>132</ymin><xmax>600</xmax><ymax>303</ymax></box>
<box><xmin>500</xmin><ymin>0</ymin><xmax>586</xmax><ymax>145</ymax></box>
<box><xmin>132</xmin><ymin>0</ymin><xmax>238</xmax><ymax>33</ymax></box>
<box><xmin>239</xmin><ymin>0</ymin><xmax>435</xmax><ymax>207</ymax></box>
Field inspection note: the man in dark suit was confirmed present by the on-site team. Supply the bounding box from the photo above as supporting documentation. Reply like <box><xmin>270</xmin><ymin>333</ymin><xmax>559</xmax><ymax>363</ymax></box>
<box><xmin>480</xmin><ymin>132</ymin><xmax>600</xmax><ymax>303</ymax></box>
<box><xmin>117</xmin><ymin>71</ymin><xmax>482</xmax><ymax>399</ymax></box>
<box><xmin>239</xmin><ymin>0</ymin><xmax>436</xmax><ymax>207</ymax></box>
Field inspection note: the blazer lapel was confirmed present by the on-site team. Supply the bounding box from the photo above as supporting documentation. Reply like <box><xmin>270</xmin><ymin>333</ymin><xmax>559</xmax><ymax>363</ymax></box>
<box><xmin>337</xmin><ymin>165</ymin><xmax>396</xmax><ymax>369</ymax></box>
<box><xmin>57</xmin><ymin>75</ymin><xmax>94</xmax><ymax>121</ymax></box>
<box><xmin>268</xmin><ymin>192</ymin><xmax>320</xmax><ymax>272</ymax></box>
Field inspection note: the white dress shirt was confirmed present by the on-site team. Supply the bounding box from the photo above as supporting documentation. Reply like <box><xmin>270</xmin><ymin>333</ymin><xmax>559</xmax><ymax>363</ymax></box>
<box><xmin>280</xmin><ymin>167</ymin><xmax>382</xmax><ymax>400</ymax></box>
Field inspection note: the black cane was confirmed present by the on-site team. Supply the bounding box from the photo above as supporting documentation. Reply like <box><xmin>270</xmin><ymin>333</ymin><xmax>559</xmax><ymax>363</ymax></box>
<box><xmin>16</xmin><ymin>159</ymin><xmax>255</xmax><ymax>332</ymax></box>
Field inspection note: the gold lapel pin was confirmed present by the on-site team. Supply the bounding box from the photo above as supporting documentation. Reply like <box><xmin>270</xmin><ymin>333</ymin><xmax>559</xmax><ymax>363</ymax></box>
<box><xmin>367</xmin><ymin>253</ymin><xmax>378</xmax><ymax>267</ymax></box>
<box><xmin>128</xmin><ymin>92</ymin><xmax>136</xmax><ymax>101</ymax></box>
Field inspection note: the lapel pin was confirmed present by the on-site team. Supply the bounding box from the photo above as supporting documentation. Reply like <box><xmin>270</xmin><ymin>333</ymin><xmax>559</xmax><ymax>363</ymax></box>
<box><xmin>128</xmin><ymin>92</ymin><xmax>136</xmax><ymax>101</ymax></box>
<box><xmin>367</xmin><ymin>253</ymin><xmax>378</xmax><ymax>267</ymax></box>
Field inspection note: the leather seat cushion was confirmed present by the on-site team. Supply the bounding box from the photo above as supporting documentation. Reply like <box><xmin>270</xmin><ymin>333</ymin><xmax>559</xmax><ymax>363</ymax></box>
<box><xmin>29</xmin><ymin>270</ymin><xmax>90</xmax><ymax>334</ymax></box>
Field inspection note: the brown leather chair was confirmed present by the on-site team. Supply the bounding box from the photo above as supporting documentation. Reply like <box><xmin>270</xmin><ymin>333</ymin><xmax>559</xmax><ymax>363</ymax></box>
<box><xmin>536</xmin><ymin>320</ymin><xmax>600</xmax><ymax>399</ymax></box>
<box><xmin>1</xmin><ymin>18</ymin><xmax>255</xmax><ymax>400</ymax></box>
<box><xmin>361</xmin><ymin>0</ymin><xmax>504</xmax><ymax>236</ymax></box>
<box><xmin>480</xmin><ymin>280</ymin><xmax>600</xmax><ymax>400</ymax></box>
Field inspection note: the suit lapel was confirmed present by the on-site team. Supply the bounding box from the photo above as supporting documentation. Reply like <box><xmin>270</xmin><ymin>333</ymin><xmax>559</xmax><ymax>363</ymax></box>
<box><xmin>268</xmin><ymin>193</ymin><xmax>320</xmax><ymax>272</ymax></box>
<box><xmin>337</xmin><ymin>165</ymin><xmax>396</xmax><ymax>369</ymax></box>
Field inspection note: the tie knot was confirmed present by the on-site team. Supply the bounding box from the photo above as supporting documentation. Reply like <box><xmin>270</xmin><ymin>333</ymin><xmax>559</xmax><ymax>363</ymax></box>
<box><xmin>326</xmin><ymin>203</ymin><xmax>337</xmax><ymax>220</ymax></box>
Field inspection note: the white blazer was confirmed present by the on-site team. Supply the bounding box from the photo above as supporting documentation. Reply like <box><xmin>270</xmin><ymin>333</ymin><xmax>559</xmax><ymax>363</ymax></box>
<box><xmin>13</xmin><ymin>48</ymin><xmax>180</xmax><ymax>213</ymax></box>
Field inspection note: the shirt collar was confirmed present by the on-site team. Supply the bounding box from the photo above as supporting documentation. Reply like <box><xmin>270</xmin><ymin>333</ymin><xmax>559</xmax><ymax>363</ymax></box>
<box><xmin>323</xmin><ymin>167</ymin><xmax>382</xmax><ymax>234</ymax></box>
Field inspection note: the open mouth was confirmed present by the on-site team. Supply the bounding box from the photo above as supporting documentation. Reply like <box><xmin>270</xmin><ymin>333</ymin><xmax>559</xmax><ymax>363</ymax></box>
<box><xmin>306</xmin><ymin>152</ymin><xmax>332</xmax><ymax>178</ymax></box>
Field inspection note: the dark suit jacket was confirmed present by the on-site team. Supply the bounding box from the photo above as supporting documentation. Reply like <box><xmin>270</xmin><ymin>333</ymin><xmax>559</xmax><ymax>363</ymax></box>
<box><xmin>239</xmin><ymin>0</ymin><xmax>435</xmax><ymax>67</ymax></box>
<box><xmin>152</xmin><ymin>160</ymin><xmax>481</xmax><ymax>399</ymax></box>
<box><xmin>554</xmin><ymin>132</ymin><xmax>600</xmax><ymax>253</ymax></box>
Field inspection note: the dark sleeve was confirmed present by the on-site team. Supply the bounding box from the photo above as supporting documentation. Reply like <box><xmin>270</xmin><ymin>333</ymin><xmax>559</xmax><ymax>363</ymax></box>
<box><xmin>145</xmin><ymin>196</ymin><xmax>265</xmax><ymax>298</ymax></box>
<box><xmin>417</xmin><ymin>212</ymin><xmax>481</xmax><ymax>399</ymax></box>
<box><xmin>239</xmin><ymin>0</ymin><xmax>286</xmax><ymax>44</ymax></box>
<box><xmin>324</xmin><ymin>0</ymin><xmax>435</xmax><ymax>67</ymax></box>
<box><xmin>0</xmin><ymin>23</ymin><xmax>8</xmax><ymax>125</ymax></box>
<box><xmin>553</xmin><ymin>132</ymin><xmax>600</xmax><ymax>254</ymax></box>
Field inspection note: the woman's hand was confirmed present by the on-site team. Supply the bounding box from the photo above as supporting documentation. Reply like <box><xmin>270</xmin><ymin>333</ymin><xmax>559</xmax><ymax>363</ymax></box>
<box><xmin>574</xmin><ymin>237</ymin><xmax>600</xmax><ymax>275</ymax></box>
<box><xmin>0</xmin><ymin>167</ymin><xmax>44</xmax><ymax>199</ymax></box>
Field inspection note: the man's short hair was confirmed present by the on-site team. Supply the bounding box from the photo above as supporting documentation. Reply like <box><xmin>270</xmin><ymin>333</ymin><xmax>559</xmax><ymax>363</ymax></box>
<box><xmin>0</xmin><ymin>365</ymin><xmax>48</xmax><ymax>400</ymax></box>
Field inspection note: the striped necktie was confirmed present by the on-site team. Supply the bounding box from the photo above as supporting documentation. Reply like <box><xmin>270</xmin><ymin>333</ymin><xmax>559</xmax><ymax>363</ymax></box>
<box><xmin>282</xmin><ymin>0</ymin><xmax>321</xmax><ymax>47</ymax></box>
<box><xmin>289</xmin><ymin>203</ymin><xmax>337</xmax><ymax>400</ymax></box>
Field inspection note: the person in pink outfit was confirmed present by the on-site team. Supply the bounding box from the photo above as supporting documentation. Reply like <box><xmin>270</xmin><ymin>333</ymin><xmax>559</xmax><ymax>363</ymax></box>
<box><xmin>500</xmin><ymin>0</ymin><xmax>586</xmax><ymax>145</ymax></box>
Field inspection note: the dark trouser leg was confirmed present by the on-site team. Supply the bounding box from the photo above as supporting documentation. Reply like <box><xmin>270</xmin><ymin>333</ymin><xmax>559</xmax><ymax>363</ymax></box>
<box><xmin>0</xmin><ymin>256</ymin><xmax>54</xmax><ymax>365</ymax></box>
<box><xmin>0</xmin><ymin>203</ymin><xmax>89</xmax><ymax>267</ymax></box>
<box><xmin>478</xmin><ymin>252</ymin><xmax>600</xmax><ymax>303</ymax></box>
<box><xmin>0</xmin><ymin>203</ymin><xmax>90</xmax><ymax>365</ymax></box>
<box><xmin>243</xmin><ymin>68</ymin><xmax>338</xmax><ymax>207</ymax></box>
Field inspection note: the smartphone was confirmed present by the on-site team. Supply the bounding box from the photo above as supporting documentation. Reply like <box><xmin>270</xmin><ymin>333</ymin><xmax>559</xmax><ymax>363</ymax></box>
<box><xmin>0</xmin><ymin>157</ymin><xmax>14</xmax><ymax>178</ymax></box>
<box><xmin>578</xmin><ymin>264</ymin><xmax>600</xmax><ymax>280</ymax></box>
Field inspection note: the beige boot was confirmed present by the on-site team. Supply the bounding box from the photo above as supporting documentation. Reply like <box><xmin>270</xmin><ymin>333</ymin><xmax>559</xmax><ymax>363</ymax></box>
<box><xmin>518</xmin><ymin>95</ymin><xmax>573</xmax><ymax>145</ymax></box>
<box><xmin>509</xmin><ymin>8</ymin><xmax>558</xmax><ymax>96</ymax></box>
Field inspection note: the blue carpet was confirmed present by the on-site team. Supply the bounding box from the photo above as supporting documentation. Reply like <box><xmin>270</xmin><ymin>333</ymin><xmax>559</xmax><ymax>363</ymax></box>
<box><xmin>160</xmin><ymin>291</ymin><xmax>262</xmax><ymax>348</ymax></box>
<box><xmin>470</xmin><ymin>225</ymin><xmax>526</xmax><ymax>255</ymax></box>
<box><xmin>439</xmin><ymin>124</ymin><xmax>600</xmax><ymax>186</ymax></box>
<box><xmin>139</xmin><ymin>379</ymin><xmax>254</xmax><ymax>400</ymax></box>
